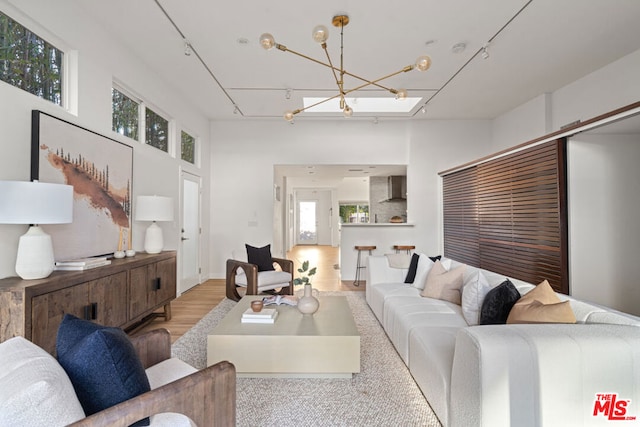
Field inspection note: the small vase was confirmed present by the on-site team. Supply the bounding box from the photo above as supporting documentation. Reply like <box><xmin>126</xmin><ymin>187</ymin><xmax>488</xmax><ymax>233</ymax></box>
<box><xmin>298</xmin><ymin>284</ymin><xmax>320</xmax><ymax>315</ymax></box>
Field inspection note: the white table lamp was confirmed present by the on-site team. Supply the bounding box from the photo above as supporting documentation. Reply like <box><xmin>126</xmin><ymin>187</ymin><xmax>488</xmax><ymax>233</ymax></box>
<box><xmin>135</xmin><ymin>195</ymin><xmax>173</xmax><ymax>254</ymax></box>
<box><xmin>0</xmin><ymin>181</ymin><xmax>73</xmax><ymax>280</ymax></box>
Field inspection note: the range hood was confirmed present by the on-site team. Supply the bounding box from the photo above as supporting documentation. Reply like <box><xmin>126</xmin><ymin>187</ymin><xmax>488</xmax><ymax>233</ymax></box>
<box><xmin>381</xmin><ymin>175</ymin><xmax>407</xmax><ymax>201</ymax></box>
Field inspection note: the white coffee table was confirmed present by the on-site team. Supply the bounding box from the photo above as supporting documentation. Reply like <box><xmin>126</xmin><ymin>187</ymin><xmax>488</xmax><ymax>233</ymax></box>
<box><xmin>207</xmin><ymin>295</ymin><xmax>360</xmax><ymax>378</ymax></box>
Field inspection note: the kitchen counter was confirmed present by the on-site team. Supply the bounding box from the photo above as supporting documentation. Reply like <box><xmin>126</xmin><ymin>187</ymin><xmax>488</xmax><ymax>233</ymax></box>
<box><xmin>340</xmin><ymin>223</ymin><xmax>418</xmax><ymax>282</ymax></box>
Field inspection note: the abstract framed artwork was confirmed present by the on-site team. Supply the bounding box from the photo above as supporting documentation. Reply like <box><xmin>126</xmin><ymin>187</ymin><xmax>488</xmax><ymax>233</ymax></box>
<box><xmin>31</xmin><ymin>110</ymin><xmax>133</xmax><ymax>261</ymax></box>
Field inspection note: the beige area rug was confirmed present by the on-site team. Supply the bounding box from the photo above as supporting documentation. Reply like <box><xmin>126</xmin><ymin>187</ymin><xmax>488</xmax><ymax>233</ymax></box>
<box><xmin>172</xmin><ymin>291</ymin><xmax>441</xmax><ymax>427</ymax></box>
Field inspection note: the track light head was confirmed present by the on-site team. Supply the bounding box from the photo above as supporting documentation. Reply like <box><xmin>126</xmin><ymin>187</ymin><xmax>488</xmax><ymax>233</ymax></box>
<box><xmin>481</xmin><ymin>45</ymin><xmax>490</xmax><ymax>60</ymax></box>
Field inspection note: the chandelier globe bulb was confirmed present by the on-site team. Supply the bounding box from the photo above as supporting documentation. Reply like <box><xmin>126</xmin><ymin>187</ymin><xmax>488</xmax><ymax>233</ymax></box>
<box><xmin>415</xmin><ymin>55</ymin><xmax>432</xmax><ymax>72</ymax></box>
<box><xmin>396</xmin><ymin>89</ymin><xmax>408</xmax><ymax>100</ymax></box>
<box><xmin>312</xmin><ymin>25</ymin><xmax>329</xmax><ymax>44</ymax></box>
<box><xmin>284</xmin><ymin>110</ymin><xmax>295</xmax><ymax>121</ymax></box>
<box><xmin>260</xmin><ymin>33</ymin><xmax>276</xmax><ymax>50</ymax></box>
<box><xmin>343</xmin><ymin>105</ymin><xmax>353</xmax><ymax>118</ymax></box>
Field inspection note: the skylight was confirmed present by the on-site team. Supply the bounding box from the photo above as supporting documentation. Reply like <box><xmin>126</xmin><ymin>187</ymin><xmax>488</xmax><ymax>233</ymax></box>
<box><xmin>303</xmin><ymin>97</ymin><xmax>422</xmax><ymax>114</ymax></box>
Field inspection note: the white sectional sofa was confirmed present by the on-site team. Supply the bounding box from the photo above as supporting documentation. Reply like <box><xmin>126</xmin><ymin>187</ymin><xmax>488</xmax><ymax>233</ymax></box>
<box><xmin>366</xmin><ymin>255</ymin><xmax>640</xmax><ymax>427</ymax></box>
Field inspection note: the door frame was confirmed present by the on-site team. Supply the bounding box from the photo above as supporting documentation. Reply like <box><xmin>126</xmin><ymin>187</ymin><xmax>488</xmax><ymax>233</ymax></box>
<box><xmin>179</xmin><ymin>169</ymin><xmax>202</xmax><ymax>294</ymax></box>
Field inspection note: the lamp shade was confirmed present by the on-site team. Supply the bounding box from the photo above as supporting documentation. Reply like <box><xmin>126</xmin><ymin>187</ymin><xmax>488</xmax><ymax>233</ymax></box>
<box><xmin>0</xmin><ymin>180</ymin><xmax>73</xmax><ymax>224</ymax></box>
<box><xmin>135</xmin><ymin>195</ymin><xmax>174</xmax><ymax>222</ymax></box>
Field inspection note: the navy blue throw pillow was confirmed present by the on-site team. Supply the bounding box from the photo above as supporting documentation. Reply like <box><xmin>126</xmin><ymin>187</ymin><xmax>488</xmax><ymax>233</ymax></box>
<box><xmin>56</xmin><ymin>314</ymin><xmax>151</xmax><ymax>426</ymax></box>
<box><xmin>479</xmin><ymin>279</ymin><xmax>520</xmax><ymax>325</ymax></box>
<box><xmin>404</xmin><ymin>253</ymin><xmax>420</xmax><ymax>283</ymax></box>
<box><xmin>246</xmin><ymin>243</ymin><xmax>275</xmax><ymax>271</ymax></box>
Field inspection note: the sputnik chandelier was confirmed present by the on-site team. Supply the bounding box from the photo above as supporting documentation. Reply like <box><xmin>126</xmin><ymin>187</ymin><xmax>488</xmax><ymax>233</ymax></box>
<box><xmin>260</xmin><ymin>14</ymin><xmax>432</xmax><ymax>121</ymax></box>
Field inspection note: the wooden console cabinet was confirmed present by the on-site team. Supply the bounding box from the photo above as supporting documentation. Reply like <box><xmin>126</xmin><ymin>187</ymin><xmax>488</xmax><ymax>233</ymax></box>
<box><xmin>0</xmin><ymin>251</ymin><xmax>176</xmax><ymax>354</ymax></box>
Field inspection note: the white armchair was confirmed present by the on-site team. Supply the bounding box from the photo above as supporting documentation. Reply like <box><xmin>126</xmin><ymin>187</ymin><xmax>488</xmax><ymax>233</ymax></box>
<box><xmin>225</xmin><ymin>256</ymin><xmax>293</xmax><ymax>301</ymax></box>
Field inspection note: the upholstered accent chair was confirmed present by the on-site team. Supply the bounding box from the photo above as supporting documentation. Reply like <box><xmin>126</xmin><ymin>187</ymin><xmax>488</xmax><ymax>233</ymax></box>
<box><xmin>0</xmin><ymin>328</ymin><xmax>236</xmax><ymax>427</ymax></box>
<box><xmin>226</xmin><ymin>257</ymin><xmax>294</xmax><ymax>301</ymax></box>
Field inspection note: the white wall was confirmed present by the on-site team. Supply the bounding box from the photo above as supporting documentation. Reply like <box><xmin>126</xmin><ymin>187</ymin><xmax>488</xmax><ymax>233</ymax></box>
<box><xmin>568</xmin><ymin>134</ymin><xmax>640</xmax><ymax>316</ymax></box>
<box><xmin>491</xmin><ymin>93</ymin><xmax>551</xmax><ymax>152</ymax></box>
<box><xmin>0</xmin><ymin>0</ymin><xmax>211</xmax><ymax>282</ymax></box>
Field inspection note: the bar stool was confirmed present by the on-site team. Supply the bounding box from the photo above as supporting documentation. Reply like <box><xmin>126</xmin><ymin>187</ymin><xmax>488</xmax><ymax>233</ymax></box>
<box><xmin>393</xmin><ymin>245</ymin><xmax>415</xmax><ymax>254</ymax></box>
<box><xmin>353</xmin><ymin>245</ymin><xmax>376</xmax><ymax>286</ymax></box>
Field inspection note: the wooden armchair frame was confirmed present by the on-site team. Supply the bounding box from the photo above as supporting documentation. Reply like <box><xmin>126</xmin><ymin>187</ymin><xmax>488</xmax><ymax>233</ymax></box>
<box><xmin>226</xmin><ymin>257</ymin><xmax>294</xmax><ymax>301</ymax></box>
<box><xmin>68</xmin><ymin>329</ymin><xmax>236</xmax><ymax>427</ymax></box>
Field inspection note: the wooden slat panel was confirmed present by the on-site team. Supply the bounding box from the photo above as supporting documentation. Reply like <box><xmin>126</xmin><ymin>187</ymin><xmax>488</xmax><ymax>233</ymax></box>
<box><xmin>443</xmin><ymin>166</ymin><xmax>479</xmax><ymax>266</ymax></box>
<box><xmin>442</xmin><ymin>139</ymin><xmax>568</xmax><ymax>294</ymax></box>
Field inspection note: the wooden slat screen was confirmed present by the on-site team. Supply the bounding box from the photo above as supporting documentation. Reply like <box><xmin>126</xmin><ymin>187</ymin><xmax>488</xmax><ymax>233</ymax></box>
<box><xmin>442</xmin><ymin>139</ymin><xmax>568</xmax><ymax>294</ymax></box>
<box><xmin>443</xmin><ymin>166</ymin><xmax>479</xmax><ymax>266</ymax></box>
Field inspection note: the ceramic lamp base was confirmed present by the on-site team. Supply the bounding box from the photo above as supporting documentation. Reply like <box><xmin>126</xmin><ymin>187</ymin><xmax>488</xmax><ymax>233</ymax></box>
<box><xmin>144</xmin><ymin>222</ymin><xmax>164</xmax><ymax>254</ymax></box>
<box><xmin>15</xmin><ymin>225</ymin><xmax>55</xmax><ymax>280</ymax></box>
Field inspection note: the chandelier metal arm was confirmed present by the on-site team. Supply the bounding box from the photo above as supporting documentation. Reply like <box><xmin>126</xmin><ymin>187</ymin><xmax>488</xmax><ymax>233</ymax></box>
<box><xmin>275</xmin><ymin>43</ymin><xmax>411</xmax><ymax>94</ymax></box>
<box><xmin>290</xmin><ymin>66</ymin><xmax>417</xmax><ymax>117</ymax></box>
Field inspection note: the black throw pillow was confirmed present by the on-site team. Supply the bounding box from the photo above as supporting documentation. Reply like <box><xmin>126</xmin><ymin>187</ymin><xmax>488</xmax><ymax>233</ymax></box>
<box><xmin>404</xmin><ymin>254</ymin><xmax>442</xmax><ymax>284</ymax></box>
<box><xmin>246</xmin><ymin>244</ymin><xmax>275</xmax><ymax>271</ymax></box>
<box><xmin>479</xmin><ymin>279</ymin><xmax>520</xmax><ymax>325</ymax></box>
<box><xmin>404</xmin><ymin>253</ymin><xmax>420</xmax><ymax>283</ymax></box>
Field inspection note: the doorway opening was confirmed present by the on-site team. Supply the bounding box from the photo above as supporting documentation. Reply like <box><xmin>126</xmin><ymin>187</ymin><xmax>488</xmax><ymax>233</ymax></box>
<box><xmin>297</xmin><ymin>200</ymin><xmax>317</xmax><ymax>245</ymax></box>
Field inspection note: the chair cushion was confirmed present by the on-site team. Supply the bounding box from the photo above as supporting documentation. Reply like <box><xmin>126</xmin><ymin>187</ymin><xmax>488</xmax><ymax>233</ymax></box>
<box><xmin>0</xmin><ymin>336</ymin><xmax>85</xmax><ymax>426</ymax></box>
<box><xmin>145</xmin><ymin>358</ymin><xmax>198</xmax><ymax>390</ymax></box>
<box><xmin>235</xmin><ymin>270</ymin><xmax>292</xmax><ymax>290</ymax></box>
<box><xmin>56</xmin><ymin>314</ymin><xmax>151</xmax><ymax>426</ymax></box>
<box><xmin>246</xmin><ymin>244</ymin><xmax>275</xmax><ymax>271</ymax></box>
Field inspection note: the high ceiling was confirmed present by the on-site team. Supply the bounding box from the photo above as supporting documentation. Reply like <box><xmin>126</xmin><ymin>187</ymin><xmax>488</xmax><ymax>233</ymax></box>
<box><xmin>68</xmin><ymin>0</ymin><xmax>640</xmax><ymax>122</ymax></box>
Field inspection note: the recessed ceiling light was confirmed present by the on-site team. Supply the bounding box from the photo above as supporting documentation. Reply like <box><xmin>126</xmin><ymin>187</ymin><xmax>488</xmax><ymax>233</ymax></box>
<box><xmin>451</xmin><ymin>42</ymin><xmax>466</xmax><ymax>54</ymax></box>
<box><xmin>425</xmin><ymin>39</ymin><xmax>437</xmax><ymax>47</ymax></box>
<box><xmin>237</xmin><ymin>37</ymin><xmax>249</xmax><ymax>45</ymax></box>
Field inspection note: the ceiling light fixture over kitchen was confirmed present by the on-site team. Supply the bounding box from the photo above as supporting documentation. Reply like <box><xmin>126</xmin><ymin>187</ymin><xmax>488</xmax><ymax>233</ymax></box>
<box><xmin>260</xmin><ymin>14</ymin><xmax>432</xmax><ymax>121</ymax></box>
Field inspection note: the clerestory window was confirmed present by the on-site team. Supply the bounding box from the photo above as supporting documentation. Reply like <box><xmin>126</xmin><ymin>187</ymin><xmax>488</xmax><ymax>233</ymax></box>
<box><xmin>0</xmin><ymin>10</ymin><xmax>63</xmax><ymax>105</ymax></box>
<box><xmin>181</xmin><ymin>130</ymin><xmax>196</xmax><ymax>164</ymax></box>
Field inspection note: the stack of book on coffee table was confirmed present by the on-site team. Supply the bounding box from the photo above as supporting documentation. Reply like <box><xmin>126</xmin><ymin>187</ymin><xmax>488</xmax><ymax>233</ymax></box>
<box><xmin>241</xmin><ymin>308</ymin><xmax>278</xmax><ymax>324</ymax></box>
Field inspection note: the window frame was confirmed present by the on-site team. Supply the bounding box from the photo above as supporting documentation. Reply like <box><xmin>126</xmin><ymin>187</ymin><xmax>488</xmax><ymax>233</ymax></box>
<box><xmin>180</xmin><ymin>129</ymin><xmax>198</xmax><ymax>165</ymax></box>
<box><xmin>111</xmin><ymin>82</ymin><xmax>177</xmax><ymax>157</ymax></box>
<box><xmin>0</xmin><ymin>4</ymin><xmax>77</xmax><ymax>113</ymax></box>
<box><xmin>111</xmin><ymin>84</ymin><xmax>141</xmax><ymax>141</ymax></box>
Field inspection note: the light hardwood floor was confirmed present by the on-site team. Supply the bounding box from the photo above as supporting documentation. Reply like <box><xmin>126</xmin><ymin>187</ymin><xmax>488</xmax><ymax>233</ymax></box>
<box><xmin>135</xmin><ymin>245</ymin><xmax>364</xmax><ymax>342</ymax></box>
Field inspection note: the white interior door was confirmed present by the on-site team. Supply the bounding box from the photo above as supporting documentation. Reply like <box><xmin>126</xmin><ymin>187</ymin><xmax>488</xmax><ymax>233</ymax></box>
<box><xmin>180</xmin><ymin>171</ymin><xmax>201</xmax><ymax>293</ymax></box>
<box><xmin>297</xmin><ymin>200</ymin><xmax>318</xmax><ymax>245</ymax></box>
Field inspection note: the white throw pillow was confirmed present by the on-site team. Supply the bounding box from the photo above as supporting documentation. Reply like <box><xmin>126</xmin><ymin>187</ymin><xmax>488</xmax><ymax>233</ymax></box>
<box><xmin>461</xmin><ymin>270</ymin><xmax>492</xmax><ymax>325</ymax></box>
<box><xmin>0</xmin><ymin>337</ymin><xmax>85</xmax><ymax>426</ymax></box>
<box><xmin>411</xmin><ymin>254</ymin><xmax>434</xmax><ymax>290</ymax></box>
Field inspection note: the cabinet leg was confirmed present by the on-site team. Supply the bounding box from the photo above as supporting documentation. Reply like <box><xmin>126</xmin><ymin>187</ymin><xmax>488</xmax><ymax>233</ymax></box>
<box><xmin>163</xmin><ymin>302</ymin><xmax>172</xmax><ymax>321</ymax></box>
